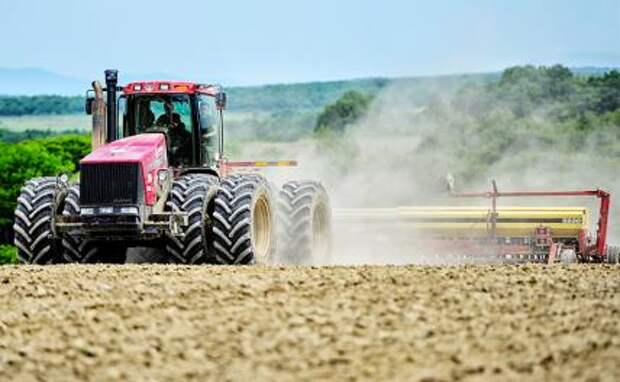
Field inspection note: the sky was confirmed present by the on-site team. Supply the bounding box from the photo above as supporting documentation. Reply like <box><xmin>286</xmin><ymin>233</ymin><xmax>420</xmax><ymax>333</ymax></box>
<box><xmin>0</xmin><ymin>0</ymin><xmax>618</xmax><ymax>85</ymax></box>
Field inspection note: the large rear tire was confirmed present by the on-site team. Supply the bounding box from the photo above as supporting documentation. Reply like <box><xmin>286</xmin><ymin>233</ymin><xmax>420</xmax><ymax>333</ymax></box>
<box><xmin>13</xmin><ymin>177</ymin><xmax>64</xmax><ymax>264</ymax></box>
<box><xmin>210</xmin><ymin>174</ymin><xmax>276</xmax><ymax>264</ymax></box>
<box><xmin>61</xmin><ymin>184</ymin><xmax>127</xmax><ymax>263</ymax></box>
<box><xmin>277</xmin><ymin>180</ymin><xmax>332</xmax><ymax>265</ymax></box>
<box><xmin>165</xmin><ymin>174</ymin><xmax>219</xmax><ymax>264</ymax></box>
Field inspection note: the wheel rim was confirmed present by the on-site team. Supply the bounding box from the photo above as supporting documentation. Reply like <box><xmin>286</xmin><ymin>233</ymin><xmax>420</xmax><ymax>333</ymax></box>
<box><xmin>252</xmin><ymin>192</ymin><xmax>272</xmax><ymax>263</ymax></box>
<box><xmin>312</xmin><ymin>203</ymin><xmax>330</xmax><ymax>263</ymax></box>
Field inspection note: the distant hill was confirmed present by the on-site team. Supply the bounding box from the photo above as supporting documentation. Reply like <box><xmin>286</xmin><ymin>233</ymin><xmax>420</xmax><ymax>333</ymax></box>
<box><xmin>0</xmin><ymin>68</ymin><xmax>180</xmax><ymax>96</ymax></box>
<box><xmin>0</xmin><ymin>66</ymin><xmax>616</xmax><ymax>114</ymax></box>
<box><xmin>227</xmin><ymin>72</ymin><xmax>499</xmax><ymax>113</ymax></box>
<box><xmin>0</xmin><ymin>73</ymin><xmax>498</xmax><ymax>116</ymax></box>
<box><xmin>0</xmin><ymin>68</ymin><xmax>85</xmax><ymax>96</ymax></box>
<box><xmin>225</xmin><ymin>66</ymin><xmax>618</xmax><ymax>113</ymax></box>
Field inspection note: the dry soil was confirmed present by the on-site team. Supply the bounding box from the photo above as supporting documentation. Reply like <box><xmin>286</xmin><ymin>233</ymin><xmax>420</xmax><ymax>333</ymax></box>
<box><xmin>0</xmin><ymin>264</ymin><xmax>618</xmax><ymax>381</ymax></box>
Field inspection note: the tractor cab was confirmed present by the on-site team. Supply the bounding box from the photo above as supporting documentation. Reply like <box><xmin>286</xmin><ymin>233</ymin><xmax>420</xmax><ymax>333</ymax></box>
<box><xmin>87</xmin><ymin>72</ymin><xmax>226</xmax><ymax>169</ymax></box>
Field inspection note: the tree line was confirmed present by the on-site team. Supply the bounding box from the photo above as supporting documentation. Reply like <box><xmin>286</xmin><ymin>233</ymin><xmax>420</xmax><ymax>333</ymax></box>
<box><xmin>413</xmin><ymin>65</ymin><xmax>620</xmax><ymax>183</ymax></box>
<box><xmin>0</xmin><ymin>128</ymin><xmax>84</xmax><ymax>143</ymax></box>
<box><xmin>0</xmin><ymin>95</ymin><xmax>84</xmax><ymax>116</ymax></box>
<box><xmin>314</xmin><ymin>65</ymin><xmax>619</xmax><ymax>135</ymax></box>
<box><xmin>0</xmin><ymin>79</ymin><xmax>389</xmax><ymax>116</ymax></box>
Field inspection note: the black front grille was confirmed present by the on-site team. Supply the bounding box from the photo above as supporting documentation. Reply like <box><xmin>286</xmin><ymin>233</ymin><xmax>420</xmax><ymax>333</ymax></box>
<box><xmin>80</xmin><ymin>163</ymin><xmax>143</xmax><ymax>205</ymax></box>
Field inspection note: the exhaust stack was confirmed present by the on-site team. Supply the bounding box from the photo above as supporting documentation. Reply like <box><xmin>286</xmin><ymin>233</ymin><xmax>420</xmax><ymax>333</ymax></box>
<box><xmin>104</xmin><ymin>69</ymin><xmax>118</xmax><ymax>143</ymax></box>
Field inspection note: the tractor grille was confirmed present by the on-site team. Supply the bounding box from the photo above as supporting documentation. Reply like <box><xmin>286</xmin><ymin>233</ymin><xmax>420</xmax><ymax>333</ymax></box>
<box><xmin>80</xmin><ymin>163</ymin><xmax>143</xmax><ymax>205</ymax></box>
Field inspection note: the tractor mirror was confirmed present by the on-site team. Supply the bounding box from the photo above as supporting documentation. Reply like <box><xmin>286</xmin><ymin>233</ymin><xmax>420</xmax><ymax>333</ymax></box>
<box><xmin>85</xmin><ymin>97</ymin><xmax>95</xmax><ymax>115</ymax></box>
<box><xmin>215</xmin><ymin>91</ymin><xmax>227</xmax><ymax>110</ymax></box>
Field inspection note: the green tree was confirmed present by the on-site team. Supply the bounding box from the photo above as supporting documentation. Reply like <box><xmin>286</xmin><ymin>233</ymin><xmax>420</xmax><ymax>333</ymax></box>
<box><xmin>0</xmin><ymin>141</ymin><xmax>74</xmax><ymax>227</ymax></box>
<box><xmin>588</xmin><ymin>70</ymin><xmax>620</xmax><ymax>114</ymax></box>
<box><xmin>39</xmin><ymin>134</ymin><xmax>91</xmax><ymax>169</ymax></box>
<box><xmin>0</xmin><ymin>135</ymin><xmax>90</xmax><ymax>245</ymax></box>
<box><xmin>315</xmin><ymin>90</ymin><xmax>373</xmax><ymax>134</ymax></box>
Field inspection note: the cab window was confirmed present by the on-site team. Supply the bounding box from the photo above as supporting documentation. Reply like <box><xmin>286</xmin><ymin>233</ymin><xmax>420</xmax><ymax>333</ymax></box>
<box><xmin>198</xmin><ymin>95</ymin><xmax>218</xmax><ymax>166</ymax></box>
<box><xmin>132</xmin><ymin>95</ymin><xmax>193</xmax><ymax>135</ymax></box>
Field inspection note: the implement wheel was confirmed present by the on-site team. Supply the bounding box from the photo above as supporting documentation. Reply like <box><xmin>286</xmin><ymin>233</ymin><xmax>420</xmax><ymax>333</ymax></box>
<box><xmin>13</xmin><ymin>177</ymin><xmax>64</xmax><ymax>264</ymax></box>
<box><xmin>277</xmin><ymin>180</ymin><xmax>332</xmax><ymax>265</ymax></box>
<box><xmin>210</xmin><ymin>174</ymin><xmax>276</xmax><ymax>264</ymax></box>
<box><xmin>607</xmin><ymin>245</ymin><xmax>620</xmax><ymax>264</ymax></box>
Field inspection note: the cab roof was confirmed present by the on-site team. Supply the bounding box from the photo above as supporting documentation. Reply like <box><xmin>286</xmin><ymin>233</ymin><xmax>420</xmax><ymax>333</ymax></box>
<box><xmin>122</xmin><ymin>81</ymin><xmax>220</xmax><ymax>96</ymax></box>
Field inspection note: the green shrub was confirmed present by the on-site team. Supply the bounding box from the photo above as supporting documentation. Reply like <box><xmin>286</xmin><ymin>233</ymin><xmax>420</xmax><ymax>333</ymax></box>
<box><xmin>0</xmin><ymin>245</ymin><xmax>17</xmax><ymax>264</ymax></box>
<box><xmin>0</xmin><ymin>135</ymin><xmax>89</xmax><ymax>229</ymax></box>
<box><xmin>39</xmin><ymin>134</ymin><xmax>91</xmax><ymax>168</ymax></box>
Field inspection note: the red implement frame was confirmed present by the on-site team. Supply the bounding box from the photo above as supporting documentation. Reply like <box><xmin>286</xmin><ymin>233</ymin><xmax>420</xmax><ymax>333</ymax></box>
<box><xmin>451</xmin><ymin>181</ymin><xmax>610</xmax><ymax>260</ymax></box>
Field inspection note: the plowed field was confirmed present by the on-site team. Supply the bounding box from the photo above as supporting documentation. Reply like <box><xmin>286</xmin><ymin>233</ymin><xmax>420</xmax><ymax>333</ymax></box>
<box><xmin>0</xmin><ymin>264</ymin><xmax>618</xmax><ymax>381</ymax></box>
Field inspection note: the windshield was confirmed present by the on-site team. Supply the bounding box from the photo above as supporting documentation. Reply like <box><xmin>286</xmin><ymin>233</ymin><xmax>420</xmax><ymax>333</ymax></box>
<box><xmin>132</xmin><ymin>94</ymin><xmax>192</xmax><ymax>134</ymax></box>
<box><xmin>123</xmin><ymin>94</ymin><xmax>194</xmax><ymax>166</ymax></box>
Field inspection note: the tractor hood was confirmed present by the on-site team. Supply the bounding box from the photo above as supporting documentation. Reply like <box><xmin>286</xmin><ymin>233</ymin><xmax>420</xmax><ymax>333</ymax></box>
<box><xmin>81</xmin><ymin>133</ymin><xmax>167</xmax><ymax>166</ymax></box>
<box><xmin>80</xmin><ymin>133</ymin><xmax>168</xmax><ymax>206</ymax></box>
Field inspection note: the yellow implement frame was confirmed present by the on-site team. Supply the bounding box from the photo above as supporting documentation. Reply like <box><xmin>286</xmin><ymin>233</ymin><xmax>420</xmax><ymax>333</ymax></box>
<box><xmin>334</xmin><ymin>206</ymin><xmax>588</xmax><ymax>238</ymax></box>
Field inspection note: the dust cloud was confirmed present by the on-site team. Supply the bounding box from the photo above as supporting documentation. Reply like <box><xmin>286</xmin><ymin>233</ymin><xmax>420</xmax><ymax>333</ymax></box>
<box><xmin>236</xmin><ymin>79</ymin><xmax>620</xmax><ymax>265</ymax></box>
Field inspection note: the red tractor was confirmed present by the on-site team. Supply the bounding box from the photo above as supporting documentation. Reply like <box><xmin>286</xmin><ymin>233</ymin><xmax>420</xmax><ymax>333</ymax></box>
<box><xmin>14</xmin><ymin>70</ymin><xmax>332</xmax><ymax>265</ymax></box>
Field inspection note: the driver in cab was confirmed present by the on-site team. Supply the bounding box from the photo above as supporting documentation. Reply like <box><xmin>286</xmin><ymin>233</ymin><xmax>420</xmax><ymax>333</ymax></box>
<box><xmin>155</xmin><ymin>101</ymin><xmax>192</xmax><ymax>165</ymax></box>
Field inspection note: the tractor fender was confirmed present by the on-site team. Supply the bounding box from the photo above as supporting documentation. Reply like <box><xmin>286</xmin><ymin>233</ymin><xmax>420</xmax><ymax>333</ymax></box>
<box><xmin>178</xmin><ymin>168</ymin><xmax>220</xmax><ymax>179</ymax></box>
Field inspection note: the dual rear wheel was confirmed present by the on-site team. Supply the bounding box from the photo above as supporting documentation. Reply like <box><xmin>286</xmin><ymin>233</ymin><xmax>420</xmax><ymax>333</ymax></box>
<box><xmin>167</xmin><ymin>174</ymin><xmax>277</xmax><ymax>264</ymax></box>
<box><xmin>164</xmin><ymin>175</ymin><xmax>332</xmax><ymax>265</ymax></box>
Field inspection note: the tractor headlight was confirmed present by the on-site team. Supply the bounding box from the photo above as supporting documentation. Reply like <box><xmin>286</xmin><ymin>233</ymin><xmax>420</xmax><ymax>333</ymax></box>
<box><xmin>81</xmin><ymin>207</ymin><xmax>95</xmax><ymax>215</ymax></box>
<box><xmin>100</xmin><ymin>207</ymin><xmax>114</xmax><ymax>214</ymax></box>
<box><xmin>120</xmin><ymin>207</ymin><xmax>139</xmax><ymax>215</ymax></box>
